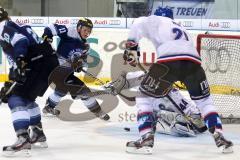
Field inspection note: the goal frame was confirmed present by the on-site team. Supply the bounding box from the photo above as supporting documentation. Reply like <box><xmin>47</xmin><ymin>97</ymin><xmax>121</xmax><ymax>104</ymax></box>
<box><xmin>196</xmin><ymin>33</ymin><xmax>240</xmax><ymax>124</ymax></box>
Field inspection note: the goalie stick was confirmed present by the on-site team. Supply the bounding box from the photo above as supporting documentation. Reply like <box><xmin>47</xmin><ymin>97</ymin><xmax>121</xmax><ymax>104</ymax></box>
<box><xmin>81</xmin><ymin>69</ymin><xmax>136</xmax><ymax>101</ymax></box>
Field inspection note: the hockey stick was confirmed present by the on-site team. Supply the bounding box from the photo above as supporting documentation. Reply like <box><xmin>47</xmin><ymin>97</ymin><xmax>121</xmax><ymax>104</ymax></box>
<box><xmin>166</xmin><ymin>95</ymin><xmax>207</xmax><ymax>133</ymax></box>
<box><xmin>81</xmin><ymin>69</ymin><xmax>136</xmax><ymax>101</ymax></box>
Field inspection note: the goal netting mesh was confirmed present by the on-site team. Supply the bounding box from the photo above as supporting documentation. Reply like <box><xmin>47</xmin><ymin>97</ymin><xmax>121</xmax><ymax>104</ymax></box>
<box><xmin>197</xmin><ymin>34</ymin><xmax>240</xmax><ymax>123</ymax></box>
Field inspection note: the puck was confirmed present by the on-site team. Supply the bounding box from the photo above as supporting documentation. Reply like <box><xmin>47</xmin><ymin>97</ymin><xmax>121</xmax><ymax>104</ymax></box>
<box><xmin>124</xmin><ymin>127</ymin><xmax>130</xmax><ymax>132</ymax></box>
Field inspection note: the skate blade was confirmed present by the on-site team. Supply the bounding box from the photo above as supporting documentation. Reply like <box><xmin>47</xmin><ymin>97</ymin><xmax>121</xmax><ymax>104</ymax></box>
<box><xmin>221</xmin><ymin>146</ymin><xmax>233</xmax><ymax>154</ymax></box>
<box><xmin>2</xmin><ymin>149</ymin><xmax>31</xmax><ymax>157</ymax></box>
<box><xmin>32</xmin><ymin>142</ymin><xmax>48</xmax><ymax>149</ymax></box>
<box><xmin>126</xmin><ymin>146</ymin><xmax>153</xmax><ymax>155</ymax></box>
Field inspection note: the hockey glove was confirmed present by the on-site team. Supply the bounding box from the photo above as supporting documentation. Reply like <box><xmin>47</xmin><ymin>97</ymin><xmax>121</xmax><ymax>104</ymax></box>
<box><xmin>123</xmin><ymin>50</ymin><xmax>139</xmax><ymax>67</ymax></box>
<box><xmin>70</xmin><ymin>43</ymin><xmax>89</xmax><ymax>72</ymax></box>
<box><xmin>15</xmin><ymin>55</ymin><xmax>28</xmax><ymax>83</ymax></box>
<box><xmin>0</xmin><ymin>81</ymin><xmax>14</xmax><ymax>104</ymax></box>
<box><xmin>70</xmin><ymin>53</ymin><xmax>86</xmax><ymax>72</ymax></box>
<box><xmin>42</xmin><ymin>27</ymin><xmax>53</xmax><ymax>43</ymax></box>
<box><xmin>125</xmin><ymin>40</ymin><xmax>139</xmax><ymax>51</ymax></box>
<box><xmin>123</xmin><ymin>40</ymin><xmax>141</xmax><ymax>67</ymax></box>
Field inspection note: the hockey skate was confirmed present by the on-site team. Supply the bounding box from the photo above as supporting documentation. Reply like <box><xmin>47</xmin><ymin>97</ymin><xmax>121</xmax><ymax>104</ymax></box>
<box><xmin>94</xmin><ymin>110</ymin><xmax>110</xmax><ymax>121</ymax></box>
<box><xmin>213</xmin><ymin>132</ymin><xmax>233</xmax><ymax>153</ymax></box>
<box><xmin>42</xmin><ymin>101</ymin><xmax>60</xmax><ymax>116</ymax></box>
<box><xmin>2</xmin><ymin>132</ymin><xmax>31</xmax><ymax>157</ymax></box>
<box><xmin>126</xmin><ymin>132</ymin><xmax>154</xmax><ymax>154</ymax></box>
<box><xmin>29</xmin><ymin>123</ymin><xmax>48</xmax><ymax>148</ymax></box>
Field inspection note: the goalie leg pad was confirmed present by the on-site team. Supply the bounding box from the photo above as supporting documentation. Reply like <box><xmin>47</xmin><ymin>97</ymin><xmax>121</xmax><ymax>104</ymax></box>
<box><xmin>139</xmin><ymin>63</ymin><xmax>172</xmax><ymax>98</ymax></box>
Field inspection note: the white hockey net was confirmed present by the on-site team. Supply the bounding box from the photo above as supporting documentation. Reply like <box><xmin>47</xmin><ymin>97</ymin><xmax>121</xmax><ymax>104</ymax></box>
<box><xmin>197</xmin><ymin>34</ymin><xmax>240</xmax><ymax>124</ymax></box>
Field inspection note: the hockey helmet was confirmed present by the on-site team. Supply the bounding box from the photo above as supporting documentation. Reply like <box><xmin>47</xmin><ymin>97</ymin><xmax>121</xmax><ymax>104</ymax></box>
<box><xmin>154</xmin><ymin>7</ymin><xmax>173</xmax><ymax>19</ymax></box>
<box><xmin>0</xmin><ymin>6</ymin><xmax>8</xmax><ymax>22</ymax></box>
<box><xmin>77</xmin><ymin>18</ymin><xmax>93</xmax><ymax>29</ymax></box>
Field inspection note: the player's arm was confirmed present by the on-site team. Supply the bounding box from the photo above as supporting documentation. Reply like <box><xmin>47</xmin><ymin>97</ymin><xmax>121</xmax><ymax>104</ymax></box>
<box><xmin>42</xmin><ymin>24</ymin><xmax>68</xmax><ymax>42</ymax></box>
<box><xmin>124</xmin><ymin>18</ymin><xmax>145</xmax><ymax>66</ymax></box>
<box><xmin>1</xmin><ymin>25</ymin><xmax>29</xmax><ymax>59</ymax></box>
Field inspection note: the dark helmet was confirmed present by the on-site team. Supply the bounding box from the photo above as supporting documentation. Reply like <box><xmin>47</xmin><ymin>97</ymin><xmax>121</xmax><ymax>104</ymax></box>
<box><xmin>0</xmin><ymin>6</ymin><xmax>8</xmax><ymax>21</ymax></box>
<box><xmin>77</xmin><ymin>18</ymin><xmax>93</xmax><ymax>29</ymax></box>
<box><xmin>154</xmin><ymin>6</ymin><xmax>174</xmax><ymax>19</ymax></box>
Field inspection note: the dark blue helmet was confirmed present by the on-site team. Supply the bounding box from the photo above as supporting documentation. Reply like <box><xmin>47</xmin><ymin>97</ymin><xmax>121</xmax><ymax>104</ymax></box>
<box><xmin>154</xmin><ymin>7</ymin><xmax>173</xmax><ymax>19</ymax></box>
<box><xmin>0</xmin><ymin>6</ymin><xmax>8</xmax><ymax>21</ymax></box>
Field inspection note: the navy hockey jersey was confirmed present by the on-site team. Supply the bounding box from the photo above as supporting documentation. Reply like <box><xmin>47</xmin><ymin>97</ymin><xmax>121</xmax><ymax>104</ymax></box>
<box><xmin>0</xmin><ymin>20</ymin><xmax>40</xmax><ymax>61</ymax></box>
<box><xmin>43</xmin><ymin>24</ymin><xmax>88</xmax><ymax>60</ymax></box>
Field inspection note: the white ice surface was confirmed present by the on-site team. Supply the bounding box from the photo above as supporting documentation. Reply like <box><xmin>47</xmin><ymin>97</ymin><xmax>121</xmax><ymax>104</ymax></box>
<box><xmin>0</xmin><ymin>87</ymin><xmax>240</xmax><ymax>160</ymax></box>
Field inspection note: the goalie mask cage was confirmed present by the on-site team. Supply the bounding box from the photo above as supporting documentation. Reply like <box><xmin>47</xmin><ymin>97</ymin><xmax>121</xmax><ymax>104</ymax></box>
<box><xmin>197</xmin><ymin>34</ymin><xmax>240</xmax><ymax>124</ymax></box>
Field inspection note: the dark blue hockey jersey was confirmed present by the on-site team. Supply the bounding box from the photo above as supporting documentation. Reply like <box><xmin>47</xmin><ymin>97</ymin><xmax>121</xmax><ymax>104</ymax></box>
<box><xmin>43</xmin><ymin>24</ymin><xmax>88</xmax><ymax>60</ymax></box>
<box><xmin>0</xmin><ymin>20</ymin><xmax>40</xmax><ymax>61</ymax></box>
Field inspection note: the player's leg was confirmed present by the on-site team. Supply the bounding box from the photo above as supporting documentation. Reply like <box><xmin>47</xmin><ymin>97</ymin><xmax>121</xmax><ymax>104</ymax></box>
<box><xmin>126</xmin><ymin>93</ymin><xmax>155</xmax><ymax>154</ymax></box>
<box><xmin>42</xmin><ymin>90</ymin><xmax>65</xmax><ymax>116</ymax></box>
<box><xmin>28</xmin><ymin>102</ymin><xmax>48</xmax><ymax>148</ymax></box>
<box><xmin>126</xmin><ymin>63</ymin><xmax>173</xmax><ymax>154</ymax></box>
<box><xmin>3</xmin><ymin>95</ymin><xmax>31</xmax><ymax>157</ymax></box>
<box><xmin>68</xmin><ymin>75</ymin><xmax>110</xmax><ymax>121</ymax></box>
<box><xmin>183</xmin><ymin>61</ymin><xmax>233</xmax><ymax>153</ymax></box>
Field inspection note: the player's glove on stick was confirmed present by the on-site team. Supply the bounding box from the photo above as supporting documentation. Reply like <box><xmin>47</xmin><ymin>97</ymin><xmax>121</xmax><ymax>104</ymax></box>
<box><xmin>0</xmin><ymin>81</ymin><xmax>14</xmax><ymax>103</ymax></box>
<box><xmin>123</xmin><ymin>40</ymin><xmax>140</xmax><ymax>67</ymax></box>
<box><xmin>15</xmin><ymin>55</ymin><xmax>28</xmax><ymax>83</ymax></box>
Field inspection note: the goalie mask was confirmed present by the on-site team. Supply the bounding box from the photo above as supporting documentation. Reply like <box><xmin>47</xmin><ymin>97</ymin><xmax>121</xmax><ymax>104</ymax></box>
<box><xmin>0</xmin><ymin>6</ymin><xmax>8</xmax><ymax>22</ymax></box>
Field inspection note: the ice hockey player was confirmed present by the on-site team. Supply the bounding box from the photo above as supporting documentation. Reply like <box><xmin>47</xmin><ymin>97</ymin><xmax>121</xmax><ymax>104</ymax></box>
<box><xmin>106</xmin><ymin>70</ymin><xmax>206</xmax><ymax>137</ymax></box>
<box><xmin>0</xmin><ymin>7</ymin><xmax>59</xmax><ymax>156</ymax></box>
<box><xmin>122</xmin><ymin>6</ymin><xmax>233</xmax><ymax>154</ymax></box>
<box><xmin>41</xmin><ymin>18</ymin><xmax>110</xmax><ymax>121</ymax></box>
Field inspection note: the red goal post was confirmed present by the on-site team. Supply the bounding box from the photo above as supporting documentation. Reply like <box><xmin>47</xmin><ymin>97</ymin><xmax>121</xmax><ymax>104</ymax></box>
<box><xmin>196</xmin><ymin>34</ymin><xmax>240</xmax><ymax>124</ymax></box>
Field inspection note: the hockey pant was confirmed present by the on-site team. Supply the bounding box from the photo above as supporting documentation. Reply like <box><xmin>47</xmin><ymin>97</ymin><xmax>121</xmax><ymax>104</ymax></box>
<box><xmin>138</xmin><ymin>61</ymin><xmax>223</xmax><ymax>133</ymax></box>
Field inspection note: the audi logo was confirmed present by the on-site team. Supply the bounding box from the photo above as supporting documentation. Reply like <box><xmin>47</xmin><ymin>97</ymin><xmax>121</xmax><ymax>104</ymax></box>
<box><xmin>182</xmin><ymin>21</ymin><xmax>193</xmax><ymax>27</ymax></box>
<box><xmin>220</xmin><ymin>22</ymin><xmax>231</xmax><ymax>28</ymax></box>
<box><xmin>109</xmin><ymin>20</ymin><xmax>121</xmax><ymax>25</ymax></box>
<box><xmin>30</xmin><ymin>19</ymin><xmax>44</xmax><ymax>24</ymax></box>
<box><xmin>71</xmin><ymin>19</ymin><xmax>79</xmax><ymax>25</ymax></box>
<box><xmin>201</xmin><ymin>46</ymin><xmax>231</xmax><ymax>73</ymax></box>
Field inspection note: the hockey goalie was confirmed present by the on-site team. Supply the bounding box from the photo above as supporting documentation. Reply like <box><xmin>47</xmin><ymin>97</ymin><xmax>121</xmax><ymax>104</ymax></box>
<box><xmin>106</xmin><ymin>70</ymin><xmax>207</xmax><ymax>137</ymax></box>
